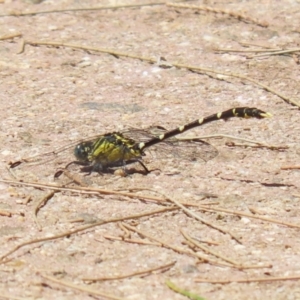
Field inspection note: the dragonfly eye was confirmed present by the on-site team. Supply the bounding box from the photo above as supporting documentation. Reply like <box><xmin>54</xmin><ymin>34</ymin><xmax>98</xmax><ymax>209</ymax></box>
<box><xmin>74</xmin><ymin>142</ymin><xmax>93</xmax><ymax>162</ymax></box>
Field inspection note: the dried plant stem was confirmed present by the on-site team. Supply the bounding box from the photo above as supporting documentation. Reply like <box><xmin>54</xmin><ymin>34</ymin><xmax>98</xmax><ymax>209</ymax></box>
<box><xmin>173</xmin><ymin>61</ymin><xmax>299</xmax><ymax>107</ymax></box>
<box><xmin>118</xmin><ymin>222</ymin><xmax>131</xmax><ymax>238</ymax></box>
<box><xmin>122</xmin><ymin>223</ymin><xmax>234</xmax><ymax>267</ymax></box>
<box><xmin>167</xmin><ymin>2</ymin><xmax>268</xmax><ymax>27</ymax></box>
<box><xmin>0</xmin><ymin>210</ymin><xmax>12</xmax><ymax>217</ymax></box>
<box><xmin>40</xmin><ymin>274</ymin><xmax>125</xmax><ymax>300</ymax></box>
<box><xmin>179</xmin><ymin>134</ymin><xmax>284</xmax><ymax>150</ymax></box>
<box><xmin>33</xmin><ymin>190</ymin><xmax>57</xmax><ymax>230</ymax></box>
<box><xmin>281</xmin><ymin>165</ymin><xmax>300</xmax><ymax>170</ymax></box>
<box><xmin>198</xmin><ymin>205</ymin><xmax>300</xmax><ymax>229</ymax></box>
<box><xmin>0</xmin><ymin>293</ymin><xmax>26</xmax><ymax>300</ymax></box>
<box><xmin>166</xmin><ymin>280</ymin><xmax>205</xmax><ymax>300</ymax></box>
<box><xmin>195</xmin><ymin>275</ymin><xmax>300</xmax><ymax>284</ymax></box>
<box><xmin>0</xmin><ymin>33</ymin><xmax>22</xmax><ymax>40</ymax></box>
<box><xmin>215</xmin><ymin>48</ymin><xmax>282</xmax><ymax>53</ymax></box>
<box><xmin>83</xmin><ymin>261</ymin><xmax>176</xmax><ymax>281</ymax></box>
<box><xmin>0</xmin><ymin>2</ymin><xmax>167</xmax><ymax>18</ymax></box>
<box><xmin>125</xmin><ymin>223</ymin><xmax>271</xmax><ymax>269</ymax></box>
<box><xmin>62</xmin><ymin>169</ymin><xmax>89</xmax><ymax>187</ymax></box>
<box><xmin>17</xmin><ymin>39</ymin><xmax>298</xmax><ymax>107</ymax></box>
<box><xmin>0</xmin><ymin>207</ymin><xmax>177</xmax><ymax>263</ymax></box>
<box><xmin>162</xmin><ymin>192</ymin><xmax>241</xmax><ymax>244</ymax></box>
<box><xmin>180</xmin><ymin>229</ymin><xmax>240</xmax><ymax>266</ymax></box>
<box><xmin>0</xmin><ymin>179</ymin><xmax>170</xmax><ymax>203</ymax></box>
<box><xmin>103</xmin><ymin>234</ymin><xmax>161</xmax><ymax>246</ymax></box>
<box><xmin>2</xmin><ymin>179</ymin><xmax>299</xmax><ymax>229</ymax></box>
<box><xmin>239</xmin><ymin>41</ymin><xmax>277</xmax><ymax>49</ymax></box>
<box><xmin>122</xmin><ymin>186</ymin><xmax>300</xmax><ymax>230</ymax></box>
<box><xmin>251</xmin><ymin>48</ymin><xmax>300</xmax><ymax>58</ymax></box>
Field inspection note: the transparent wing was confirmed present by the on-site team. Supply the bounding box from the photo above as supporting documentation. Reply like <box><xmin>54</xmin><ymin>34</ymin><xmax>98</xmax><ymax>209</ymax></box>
<box><xmin>123</xmin><ymin>126</ymin><xmax>218</xmax><ymax>162</ymax></box>
<box><xmin>9</xmin><ymin>127</ymin><xmax>218</xmax><ymax>182</ymax></box>
<box><xmin>145</xmin><ymin>138</ymin><xmax>218</xmax><ymax>162</ymax></box>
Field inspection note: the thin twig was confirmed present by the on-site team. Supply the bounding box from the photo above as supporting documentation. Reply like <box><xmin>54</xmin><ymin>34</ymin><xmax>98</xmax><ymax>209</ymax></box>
<box><xmin>195</xmin><ymin>275</ymin><xmax>300</xmax><ymax>284</ymax></box>
<box><xmin>247</xmin><ymin>206</ymin><xmax>266</xmax><ymax>215</ymax></box>
<box><xmin>167</xmin><ymin>2</ymin><xmax>268</xmax><ymax>27</ymax></box>
<box><xmin>215</xmin><ymin>48</ymin><xmax>282</xmax><ymax>53</ymax></box>
<box><xmin>180</xmin><ymin>229</ymin><xmax>240</xmax><ymax>266</ymax></box>
<box><xmin>162</xmin><ymin>192</ymin><xmax>241</xmax><ymax>244</ymax></box>
<box><xmin>225</xmin><ymin>141</ymin><xmax>288</xmax><ymax>151</ymax></box>
<box><xmin>0</xmin><ymin>178</ymin><xmax>170</xmax><ymax>203</ymax></box>
<box><xmin>0</xmin><ymin>292</ymin><xmax>27</xmax><ymax>300</ymax></box>
<box><xmin>0</xmin><ymin>209</ymin><xmax>24</xmax><ymax>217</ymax></box>
<box><xmin>118</xmin><ymin>222</ymin><xmax>131</xmax><ymax>238</ymax></box>
<box><xmin>2</xmin><ymin>179</ymin><xmax>299</xmax><ymax>229</ymax></box>
<box><xmin>82</xmin><ymin>260</ymin><xmax>176</xmax><ymax>281</ymax></box>
<box><xmin>0</xmin><ymin>33</ymin><xmax>22</xmax><ymax>40</ymax></box>
<box><xmin>191</xmin><ymin>238</ymin><xmax>219</xmax><ymax>246</ymax></box>
<box><xmin>23</xmin><ymin>195</ymin><xmax>32</xmax><ymax>205</ymax></box>
<box><xmin>178</xmin><ymin>133</ymin><xmax>285</xmax><ymax>150</ymax></box>
<box><xmin>40</xmin><ymin>274</ymin><xmax>125</xmax><ymax>300</ymax></box>
<box><xmin>33</xmin><ymin>190</ymin><xmax>57</xmax><ymax>230</ymax></box>
<box><xmin>166</xmin><ymin>280</ymin><xmax>205</xmax><ymax>300</ymax></box>
<box><xmin>122</xmin><ymin>223</ymin><xmax>237</xmax><ymax>268</ymax></box>
<box><xmin>125</xmin><ymin>223</ymin><xmax>271</xmax><ymax>269</ymax></box>
<box><xmin>0</xmin><ymin>2</ymin><xmax>167</xmax><ymax>18</ymax></box>
<box><xmin>0</xmin><ymin>210</ymin><xmax>12</xmax><ymax>217</ymax></box>
<box><xmin>174</xmin><ymin>61</ymin><xmax>299</xmax><ymax>107</ymax></box>
<box><xmin>239</xmin><ymin>41</ymin><xmax>278</xmax><ymax>49</ymax></box>
<box><xmin>102</xmin><ymin>234</ymin><xmax>161</xmax><ymax>246</ymax></box>
<box><xmin>218</xmin><ymin>176</ymin><xmax>295</xmax><ymax>188</ymax></box>
<box><xmin>62</xmin><ymin>169</ymin><xmax>88</xmax><ymax>187</ymax></box>
<box><xmin>197</xmin><ymin>205</ymin><xmax>300</xmax><ymax>229</ymax></box>
<box><xmin>281</xmin><ymin>165</ymin><xmax>300</xmax><ymax>170</ymax></box>
<box><xmin>251</xmin><ymin>48</ymin><xmax>300</xmax><ymax>58</ymax></box>
<box><xmin>0</xmin><ymin>207</ymin><xmax>177</xmax><ymax>263</ymax></box>
<box><xmin>17</xmin><ymin>40</ymin><xmax>299</xmax><ymax>107</ymax></box>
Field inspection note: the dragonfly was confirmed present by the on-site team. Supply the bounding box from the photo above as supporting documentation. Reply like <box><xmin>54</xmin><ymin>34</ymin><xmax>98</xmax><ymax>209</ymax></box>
<box><xmin>10</xmin><ymin>107</ymin><xmax>271</xmax><ymax>181</ymax></box>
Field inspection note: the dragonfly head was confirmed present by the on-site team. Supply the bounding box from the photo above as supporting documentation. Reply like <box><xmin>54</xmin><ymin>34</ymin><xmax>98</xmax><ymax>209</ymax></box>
<box><xmin>74</xmin><ymin>141</ymin><xmax>93</xmax><ymax>162</ymax></box>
